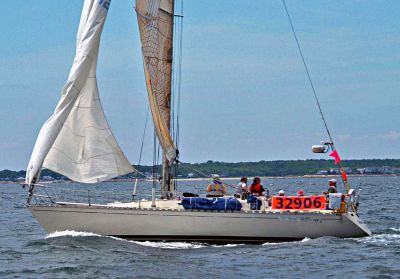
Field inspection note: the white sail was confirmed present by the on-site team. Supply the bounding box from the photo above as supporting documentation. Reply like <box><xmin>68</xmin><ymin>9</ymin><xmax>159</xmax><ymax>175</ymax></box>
<box><xmin>26</xmin><ymin>0</ymin><xmax>135</xmax><ymax>184</ymax></box>
<box><xmin>136</xmin><ymin>0</ymin><xmax>177</xmax><ymax>162</ymax></box>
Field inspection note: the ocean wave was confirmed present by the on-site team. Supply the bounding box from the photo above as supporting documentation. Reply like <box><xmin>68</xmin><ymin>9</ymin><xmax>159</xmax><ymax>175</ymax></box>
<box><xmin>132</xmin><ymin>241</ymin><xmax>246</xmax><ymax>249</ymax></box>
<box><xmin>45</xmin><ymin>231</ymin><xmax>131</xmax><ymax>245</ymax></box>
<box><xmin>45</xmin><ymin>231</ymin><xmax>311</xmax><ymax>249</ymax></box>
<box><xmin>129</xmin><ymin>241</ymin><xmax>206</xmax><ymax>249</ymax></box>
<box><xmin>389</xmin><ymin>227</ymin><xmax>400</xmax><ymax>232</ymax></box>
<box><xmin>262</xmin><ymin>237</ymin><xmax>311</xmax><ymax>246</ymax></box>
<box><xmin>261</xmin><ymin>241</ymin><xmax>290</xmax><ymax>246</ymax></box>
<box><xmin>45</xmin><ymin>230</ymin><xmax>103</xmax><ymax>238</ymax></box>
<box><xmin>356</xmin><ymin>233</ymin><xmax>400</xmax><ymax>245</ymax></box>
<box><xmin>211</xmin><ymin>243</ymin><xmax>245</xmax><ymax>248</ymax></box>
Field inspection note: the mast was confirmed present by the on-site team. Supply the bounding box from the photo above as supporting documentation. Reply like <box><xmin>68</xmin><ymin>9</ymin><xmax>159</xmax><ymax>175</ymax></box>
<box><xmin>161</xmin><ymin>0</ymin><xmax>174</xmax><ymax>198</ymax></box>
<box><xmin>136</xmin><ymin>0</ymin><xmax>178</xmax><ymax>199</ymax></box>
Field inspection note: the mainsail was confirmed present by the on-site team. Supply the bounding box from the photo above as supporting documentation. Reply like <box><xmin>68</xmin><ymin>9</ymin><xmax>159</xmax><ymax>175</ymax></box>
<box><xmin>136</xmin><ymin>0</ymin><xmax>177</xmax><ymax>162</ymax></box>
<box><xmin>26</xmin><ymin>0</ymin><xmax>135</xmax><ymax>186</ymax></box>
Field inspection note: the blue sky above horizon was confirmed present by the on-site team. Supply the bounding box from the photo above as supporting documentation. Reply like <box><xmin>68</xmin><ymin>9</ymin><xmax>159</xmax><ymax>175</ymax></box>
<box><xmin>0</xmin><ymin>0</ymin><xmax>399</xmax><ymax>170</ymax></box>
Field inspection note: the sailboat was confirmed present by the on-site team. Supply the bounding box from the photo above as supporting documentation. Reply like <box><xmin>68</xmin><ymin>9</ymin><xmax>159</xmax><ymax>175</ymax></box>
<box><xmin>25</xmin><ymin>0</ymin><xmax>371</xmax><ymax>243</ymax></box>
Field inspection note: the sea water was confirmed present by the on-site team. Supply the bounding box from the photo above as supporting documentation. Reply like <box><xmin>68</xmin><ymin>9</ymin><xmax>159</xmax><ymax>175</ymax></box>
<box><xmin>1</xmin><ymin>176</ymin><xmax>399</xmax><ymax>278</ymax></box>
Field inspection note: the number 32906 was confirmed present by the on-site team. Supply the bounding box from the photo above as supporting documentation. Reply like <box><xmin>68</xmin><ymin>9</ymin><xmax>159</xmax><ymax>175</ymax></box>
<box><xmin>274</xmin><ymin>196</ymin><xmax>324</xmax><ymax>210</ymax></box>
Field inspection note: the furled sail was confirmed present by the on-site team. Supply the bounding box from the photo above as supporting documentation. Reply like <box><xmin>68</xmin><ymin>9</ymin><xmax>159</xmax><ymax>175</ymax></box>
<box><xmin>136</xmin><ymin>0</ymin><xmax>177</xmax><ymax>162</ymax></box>
<box><xmin>26</xmin><ymin>0</ymin><xmax>135</xmax><ymax>185</ymax></box>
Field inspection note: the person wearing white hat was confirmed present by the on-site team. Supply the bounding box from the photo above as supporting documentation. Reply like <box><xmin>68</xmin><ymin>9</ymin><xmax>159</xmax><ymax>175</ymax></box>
<box><xmin>325</xmin><ymin>178</ymin><xmax>337</xmax><ymax>195</ymax></box>
<box><xmin>206</xmin><ymin>174</ymin><xmax>226</xmax><ymax>197</ymax></box>
<box><xmin>278</xmin><ymin>189</ymin><xmax>285</xmax><ymax>196</ymax></box>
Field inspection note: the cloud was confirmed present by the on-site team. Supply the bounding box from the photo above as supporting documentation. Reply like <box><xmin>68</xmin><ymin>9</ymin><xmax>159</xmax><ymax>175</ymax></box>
<box><xmin>334</xmin><ymin>131</ymin><xmax>400</xmax><ymax>143</ymax></box>
<box><xmin>336</xmin><ymin>134</ymin><xmax>352</xmax><ymax>141</ymax></box>
<box><xmin>380</xmin><ymin>131</ymin><xmax>400</xmax><ymax>140</ymax></box>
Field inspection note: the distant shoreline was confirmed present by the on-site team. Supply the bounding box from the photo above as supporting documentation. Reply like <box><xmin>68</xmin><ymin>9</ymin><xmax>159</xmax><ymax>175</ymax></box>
<box><xmin>3</xmin><ymin>159</ymin><xmax>400</xmax><ymax>184</ymax></box>
<box><xmin>2</xmin><ymin>173</ymin><xmax>398</xmax><ymax>185</ymax></box>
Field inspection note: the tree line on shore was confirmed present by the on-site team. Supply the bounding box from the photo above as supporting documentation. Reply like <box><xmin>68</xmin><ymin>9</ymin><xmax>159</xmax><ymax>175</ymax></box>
<box><xmin>1</xmin><ymin>159</ymin><xmax>400</xmax><ymax>181</ymax></box>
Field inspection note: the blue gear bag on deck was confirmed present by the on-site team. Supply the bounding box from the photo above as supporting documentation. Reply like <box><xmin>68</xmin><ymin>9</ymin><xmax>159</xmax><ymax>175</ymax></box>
<box><xmin>180</xmin><ymin>197</ymin><xmax>242</xmax><ymax>211</ymax></box>
<box><xmin>247</xmin><ymin>195</ymin><xmax>262</xmax><ymax>210</ymax></box>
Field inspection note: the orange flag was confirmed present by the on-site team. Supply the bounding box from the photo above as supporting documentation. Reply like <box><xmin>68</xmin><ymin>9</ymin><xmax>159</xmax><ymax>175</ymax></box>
<box><xmin>341</xmin><ymin>170</ymin><xmax>348</xmax><ymax>181</ymax></box>
<box><xmin>329</xmin><ymin>150</ymin><xmax>341</xmax><ymax>165</ymax></box>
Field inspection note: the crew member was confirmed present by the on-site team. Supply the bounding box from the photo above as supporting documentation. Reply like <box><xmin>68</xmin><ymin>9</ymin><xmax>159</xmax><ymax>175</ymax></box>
<box><xmin>206</xmin><ymin>175</ymin><xmax>226</xmax><ymax>197</ymax></box>
<box><xmin>324</xmin><ymin>178</ymin><xmax>338</xmax><ymax>209</ymax></box>
<box><xmin>324</xmin><ymin>178</ymin><xmax>337</xmax><ymax>195</ymax></box>
<box><xmin>278</xmin><ymin>189</ymin><xmax>285</xmax><ymax>196</ymax></box>
<box><xmin>249</xmin><ymin>177</ymin><xmax>265</xmax><ymax>196</ymax></box>
<box><xmin>297</xmin><ymin>189</ymin><xmax>305</xmax><ymax>196</ymax></box>
<box><xmin>235</xmin><ymin>177</ymin><xmax>248</xmax><ymax>199</ymax></box>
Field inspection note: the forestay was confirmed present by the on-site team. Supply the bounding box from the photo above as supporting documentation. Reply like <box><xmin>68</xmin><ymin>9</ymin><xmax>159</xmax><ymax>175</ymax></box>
<box><xmin>136</xmin><ymin>0</ymin><xmax>177</xmax><ymax>162</ymax></box>
<box><xmin>26</xmin><ymin>0</ymin><xmax>135</xmax><ymax>185</ymax></box>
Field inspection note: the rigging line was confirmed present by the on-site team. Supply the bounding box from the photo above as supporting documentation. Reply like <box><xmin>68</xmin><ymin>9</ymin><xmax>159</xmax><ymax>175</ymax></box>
<box><xmin>172</xmin><ymin>0</ymin><xmax>183</xmax><ymax>147</ymax></box>
<box><xmin>178</xmin><ymin>162</ymin><xmax>237</xmax><ymax>189</ymax></box>
<box><xmin>132</xmin><ymin>169</ymin><xmax>148</xmax><ymax>179</ymax></box>
<box><xmin>135</xmin><ymin>108</ymin><xmax>150</xmax><ymax>175</ymax></box>
<box><xmin>156</xmin><ymin>136</ymin><xmax>161</xmax><ymax>178</ymax></box>
<box><xmin>169</xmin><ymin>0</ymin><xmax>184</xmax><ymax>194</ymax></box>
<box><xmin>151</xmin><ymin>127</ymin><xmax>158</xmax><ymax>206</ymax></box>
<box><xmin>170</xmin><ymin>0</ymin><xmax>182</xmax><ymax>148</ymax></box>
<box><xmin>282</xmin><ymin>1</ymin><xmax>350</xmax><ymax>193</ymax></box>
<box><xmin>281</xmin><ymin>0</ymin><xmax>335</xmax><ymax>146</ymax></box>
<box><xmin>156</xmin><ymin>137</ymin><xmax>163</xmax><ymax>194</ymax></box>
<box><xmin>152</xmin><ymin>129</ymin><xmax>157</xmax><ymax>188</ymax></box>
<box><xmin>132</xmin><ymin>108</ymin><xmax>150</xmax><ymax>199</ymax></box>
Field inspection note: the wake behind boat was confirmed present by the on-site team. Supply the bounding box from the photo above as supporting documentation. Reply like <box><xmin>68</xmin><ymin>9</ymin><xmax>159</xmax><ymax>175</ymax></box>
<box><xmin>25</xmin><ymin>0</ymin><xmax>371</xmax><ymax>243</ymax></box>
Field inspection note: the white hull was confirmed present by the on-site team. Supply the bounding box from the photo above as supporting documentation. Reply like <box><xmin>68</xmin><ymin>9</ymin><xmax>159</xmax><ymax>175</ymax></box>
<box><xmin>29</xmin><ymin>204</ymin><xmax>371</xmax><ymax>243</ymax></box>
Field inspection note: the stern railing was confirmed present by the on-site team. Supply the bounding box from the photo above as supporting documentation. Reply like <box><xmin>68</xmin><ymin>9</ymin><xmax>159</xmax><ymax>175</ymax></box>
<box><xmin>27</xmin><ymin>184</ymin><xmax>161</xmax><ymax>206</ymax></box>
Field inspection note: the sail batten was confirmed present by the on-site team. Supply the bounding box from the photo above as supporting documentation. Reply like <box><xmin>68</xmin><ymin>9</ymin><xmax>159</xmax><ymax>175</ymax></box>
<box><xmin>136</xmin><ymin>0</ymin><xmax>177</xmax><ymax>162</ymax></box>
<box><xmin>26</xmin><ymin>0</ymin><xmax>135</xmax><ymax>185</ymax></box>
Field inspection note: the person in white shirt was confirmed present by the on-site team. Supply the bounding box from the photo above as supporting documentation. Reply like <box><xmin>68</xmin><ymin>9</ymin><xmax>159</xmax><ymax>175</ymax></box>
<box><xmin>235</xmin><ymin>177</ymin><xmax>248</xmax><ymax>199</ymax></box>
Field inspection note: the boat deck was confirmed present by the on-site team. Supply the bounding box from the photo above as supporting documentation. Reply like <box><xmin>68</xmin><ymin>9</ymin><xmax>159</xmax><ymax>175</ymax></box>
<box><xmin>52</xmin><ymin>197</ymin><xmax>337</xmax><ymax>215</ymax></box>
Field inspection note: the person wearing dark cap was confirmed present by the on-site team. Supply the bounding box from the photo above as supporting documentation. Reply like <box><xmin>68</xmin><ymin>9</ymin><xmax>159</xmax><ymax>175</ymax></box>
<box><xmin>235</xmin><ymin>177</ymin><xmax>248</xmax><ymax>199</ymax></box>
<box><xmin>249</xmin><ymin>177</ymin><xmax>266</xmax><ymax>197</ymax></box>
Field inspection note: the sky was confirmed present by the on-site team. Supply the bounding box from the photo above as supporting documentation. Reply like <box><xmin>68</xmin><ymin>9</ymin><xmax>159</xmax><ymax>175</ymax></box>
<box><xmin>0</xmin><ymin>0</ymin><xmax>399</xmax><ymax>170</ymax></box>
